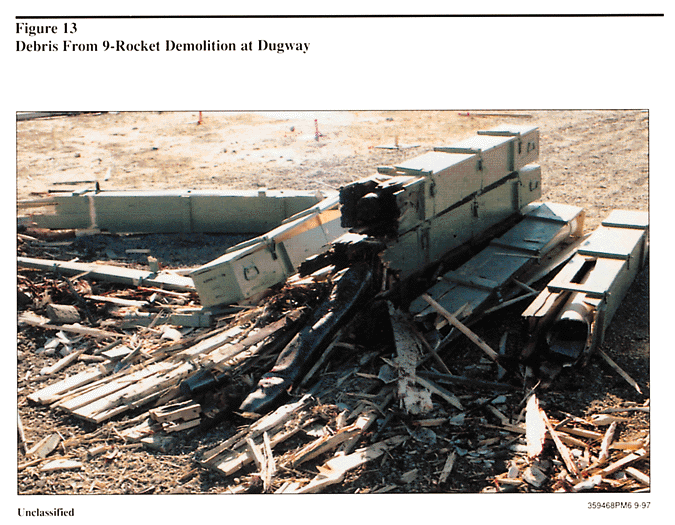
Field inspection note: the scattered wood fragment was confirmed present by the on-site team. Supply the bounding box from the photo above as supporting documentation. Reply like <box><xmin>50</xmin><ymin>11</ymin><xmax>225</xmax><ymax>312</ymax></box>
<box><xmin>46</xmin><ymin>304</ymin><xmax>81</xmax><ymax>324</ymax></box>
<box><xmin>525</xmin><ymin>395</ymin><xmax>546</xmax><ymax>458</ymax></box>
<box><xmin>596</xmin><ymin>421</ymin><xmax>618</xmax><ymax>465</ymax></box>
<box><xmin>598</xmin><ymin>349</ymin><xmax>643</xmax><ymax>394</ymax></box>
<box><xmin>624</xmin><ymin>466</ymin><xmax>650</xmax><ymax>486</ymax></box>
<box><xmin>40</xmin><ymin>459</ymin><xmax>84</xmax><ymax>473</ymax></box>
<box><xmin>26</xmin><ymin>433</ymin><xmax>61</xmax><ymax>459</ymax></box>
<box><xmin>280</xmin><ymin>436</ymin><xmax>405</xmax><ymax>494</ymax></box>
<box><xmin>85</xmin><ymin>294</ymin><xmax>149</xmax><ymax>307</ymax></box>
<box><xmin>558</xmin><ymin>426</ymin><xmax>603</xmax><ymax>441</ymax></box>
<box><xmin>522</xmin><ymin>464</ymin><xmax>547</xmax><ymax>488</ymax></box>
<box><xmin>18</xmin><ymin>414</ymin><xmax>28</xmax><ymax>454</ymax></box>
<box><xmin>597</xmin><ymin>449</ymin><xmax>648</xmax><ymax>477</ymax></box>
<box><xmin>414</xmin><ymin>375</ymin><xmax>463</xmax><ymax>410</ymax></box>
<box><xmin>540</xmin><ymin>408</ymin><xmax>580</xmax><ymax>478</ymax></box>
<box><xmin>572</xmin><ymin>474</ymin><xmax>602</xmax><ymax>492</ymax></box>
<box><xmin>18</xmin><ymin>312</ymin><xmax>123</xmax><ymax>339</ymax></box>
<box><xmin>40</xmin><ymin>347</ymin><xmax>87</xmax><ymax>376</ymax></box>
<box><xmin>439</xmin><ymin>451</ymin><xmax>457</xmax><ymax>484</ymax></box>
<box><xmin>610</xmin><ymin>440</ymin><xmax>646</xmax><ymax>451</ymax></box>
<box><xmin>421</xmin><ymin>294</ymin><xmax>500</xmax><ymax>363</ymax></box>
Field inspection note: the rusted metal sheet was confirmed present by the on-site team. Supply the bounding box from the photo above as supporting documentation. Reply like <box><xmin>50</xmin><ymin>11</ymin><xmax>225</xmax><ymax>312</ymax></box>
<box><xmin>522</xmin><ymin>209</ymin><xmax>649</xmax><ymax>364</ymax></box>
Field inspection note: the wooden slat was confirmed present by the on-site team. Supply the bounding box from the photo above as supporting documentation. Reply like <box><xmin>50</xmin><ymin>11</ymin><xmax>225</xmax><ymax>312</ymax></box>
<box><xmin>421</xmin><ymin>294</ymin><xmax>500</xmax><ymax>362</ymax></box>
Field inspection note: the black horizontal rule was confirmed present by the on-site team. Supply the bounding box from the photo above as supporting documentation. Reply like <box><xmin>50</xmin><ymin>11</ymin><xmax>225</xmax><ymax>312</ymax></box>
<box><xmin>15</xmin><ymin>13</ymin><xmax>666</xmax><ymax>20</ymax></box>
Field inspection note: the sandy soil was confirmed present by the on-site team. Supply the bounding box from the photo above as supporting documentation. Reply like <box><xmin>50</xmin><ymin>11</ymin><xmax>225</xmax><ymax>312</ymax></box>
<box><xmin>16</xmin><ymin>110</ymin><xmax>649</xmax><ymax>495</ymax></box>
<box><xmin>17</xmin><ymin>110</ymin><xmax>649</xmax><ymax>234</ymax></box>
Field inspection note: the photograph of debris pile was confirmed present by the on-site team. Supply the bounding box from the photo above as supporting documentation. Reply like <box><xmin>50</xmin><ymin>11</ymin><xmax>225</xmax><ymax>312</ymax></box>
<box><xmin>17</xmin><ymin>110</ymin><xmax>649</xmax><ymax>494</ymax></box>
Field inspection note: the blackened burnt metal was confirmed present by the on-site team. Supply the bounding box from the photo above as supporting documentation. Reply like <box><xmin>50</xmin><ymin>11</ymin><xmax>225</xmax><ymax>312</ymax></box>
<box><xmin>239</xmin><ymin>261</ymin><xmax>378</xmax><ymax>414</ymax></box>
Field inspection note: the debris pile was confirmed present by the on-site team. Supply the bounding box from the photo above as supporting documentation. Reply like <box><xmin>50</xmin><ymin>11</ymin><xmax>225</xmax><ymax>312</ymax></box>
<box><xmin>488</xmin><ymin>394</ymin><xmax>650</xmax><ymax>492</ymax></box>
<box><xmin>17</xmin><ymin>234</ymin><xmax>649</xmax><ymax>493</ymax></box>
<box><xmin>17</xmin><ymin>122</ymin><xmax>649</xmax><ymax>494</ymax></box>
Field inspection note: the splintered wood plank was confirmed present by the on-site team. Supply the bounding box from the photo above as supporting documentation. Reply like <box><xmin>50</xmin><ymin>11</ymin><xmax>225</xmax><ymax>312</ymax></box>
<box><xmin>163</xmin><ymin>419</ymin><xmax>200</xmax><ymax>433</ymax></box>
<box><xmin>28</xmin><ymin>367</ymin><xmax>108</xmax><ymax>404</ymax></box>
<box><xmin>624</xmin><ymin>467</ymin><xmax>650</xmax><ymax>486</ymax></box>
<box><xmin>342</xmin><ymin>410</ymin><xmax>381</xmax><ymax>454</ymax></box>
<box><xmin>19</xmin><ymin>314</ymin><xmax>123</xmax><ymax>339</ymax></box>
<box><xmin>203</xmin><ymin>316</ymin><xmax>294</xmax><ymax>367</ymax></box>
<box><xmin>388</xmin><ymin>302</ymin><xmax>431</xmax><ymax>415</ymax></box>
<box><xmin>421</xmin><ymin>294</ymin><xmax>500</xmax><ymax>362</ymax></box>
<box><xmin>557</xmin><ymin>426</ymin><xmax>603</xmax><ymax>441</ymax></box>
<box><xmin>85</xmin><ymin>294</ymin><xmax>149</xmax><ymax>307</ymax></box>
<box><xmin>40</xmin><ymin>459</ymin><xmax>83</xmax><ymax>473</ymax></box>
<box><xmin>40</xmin><ymin>347</ymin><xmax>87</xmax><ymax>376</ymax></box>
<box><xmin>261</xmin><ymin>432</ymin><xmax>276</xmax><ymax>493</ymax></box>
<box><xmin>598</xmin><ymin>349</ymin><xmax>643</xmax><ymax>394</ymax></box>
<box><xmin>209</xmin><ymin>424</ymin><xmax>302</xmax><ymax>477</ymax></box>
<box><xmin>246</xmin><ymin>438</ymin><xmax>265</xmax><ymax>470</ymax></box>
<box><xmin>17</xmin><ymin>256</ymin><xmax>195</xmax><ymax>291</ymax></box>
<box><xmin>597</xmin><ymin>421</ymin><xmax>618</xmax><ymax>465</ymax></box>
<box><xmin>283</xmin><ymin>436</ymin><xmax>406</xmax><ymax>494</ymax></box>
<box><xmin>439</xmin><ymin>451</ymin><xmax>457</xmax><ymax>484</ymax></box>
<box><xmin>72</xmin><ymin>362</ymin><xmax>188</xmax><ymax>423</ymax></box>
<box><xmin>118</xmin><ymin>361</ymin><xmax>194</xmax><ymax>405</ymax></box>
<box><xmin>285</xmin><ymin>415</ymin><xmax>372</xmax><ymax>468</ymax></box>
<box><xmin>26</xmin><ymin>433</ymin><xmax>61</xmax><ymax>459</ymax></box>
<box><xmin>177</xmin><ymin>325</ymin><xmax>249</xmax><ymax>360</ymax></box>
<box><xmin>598</xmin><ymin>450</ymin><xmax>648</xmax><ymax>477</ymax></box>
<box><xmin>201</xmin><ymin>394</ymin><xmax>314</xmax><ymax>463</ymax></box>
<box><xmin>57</xmin><ymin>362</ymin><xmax>171</xmax><ymax>413</ymax></box>
<box><xmin>414</xmin><ymin>375</ymin><xmax>463</xmax><ymax>410</ymax></box>
<box><xmin>150</xmin><ymin>401</ymin><xmax>202</xmax><ymax>424</ymax></box>
<box><xmin>540</xmin><ymin>408</ymin><xmax>580</xmax><ymax>478</ymax></box>
<box><xmin>526</xmin><ymin>395</ymin><xmax>546</xmax><ymax>458</ymax></box>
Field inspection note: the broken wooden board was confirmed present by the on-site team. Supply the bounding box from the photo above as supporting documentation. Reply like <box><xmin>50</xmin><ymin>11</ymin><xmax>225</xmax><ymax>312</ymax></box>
<box><xmin>27</xmin><ymin>311</ymin><xmax>294</xmax><ymax>425</ymax></box>
<box><xmin>39</xmin><ymin>459</ymin><xmax>83</xmax><ymax>473</ymax></box>
<box><xmin>18</xmin><ymin>256</ymin><xmax>195</xmax><ymax>292</ymax></box>
<box><xmin>278</xmin><ymin>436</ymin><xmax>406</xmax><ymax>493</ymax></box>
<box><xmin>18</xmin><ymin>312</ymin><xmax>123</xmax><ymax>339</ymax></box>
<box><xmin>28</xmin><ymin>363</ymin><xmax>115</xmax><ymax>405</ymax></box>
<box><xmin>200</xmin><ymin>394</ymin><xmax>315</xmax><ymax>466</ymax></box>
<box><xmin>45</xmin><ymin>304</ymin><xmax>81</xmax><ymax>324</ymax></box>
<box><xmin>118</xmin><ymin>417</ymin><xmax>176</xmax><ymax>452</ymax></box>
<box><xmin>284</xmin><ymin>412</ymin><xmax>376</xmax><ymax>468</ymax></box>
<box><xmin>204</xmin><ymin>418</ymin><xmax>307</xmax><ymax>478</ymax></box>
<box><xmin>149</xmin><ymin>400</ymin><xmax>201</xmax><ymax>424</ymax></box>
<box><xmin>410</xmin><ymin>202</ymin><xmax>584</xmax><ymax>324</ymax></box>
<box><xmin>387</xmin><ymin>303</ymin><xmax>431</xmax><ymax>415</ymax></box>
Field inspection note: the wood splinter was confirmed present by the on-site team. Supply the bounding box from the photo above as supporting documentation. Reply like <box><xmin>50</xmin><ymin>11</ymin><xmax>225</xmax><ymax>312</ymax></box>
<box><xmin>421</xmin><ymin>294</ymin><xmax>500</xmax><ymax>363</ymax></box>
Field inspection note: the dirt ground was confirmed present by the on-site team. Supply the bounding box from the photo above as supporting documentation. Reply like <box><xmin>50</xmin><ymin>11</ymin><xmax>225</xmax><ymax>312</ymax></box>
<box><xmin>16</xmin><ymin>110</ymin><xmax>649</xmax><ymax>496</ymax></box>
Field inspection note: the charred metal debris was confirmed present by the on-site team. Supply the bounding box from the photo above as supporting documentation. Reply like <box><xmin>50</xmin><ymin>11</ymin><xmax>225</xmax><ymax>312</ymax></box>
<box><xmin>17</xmin><ymin>125</ymin><xmax>649</xmax><ymax>493</ymax></box>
